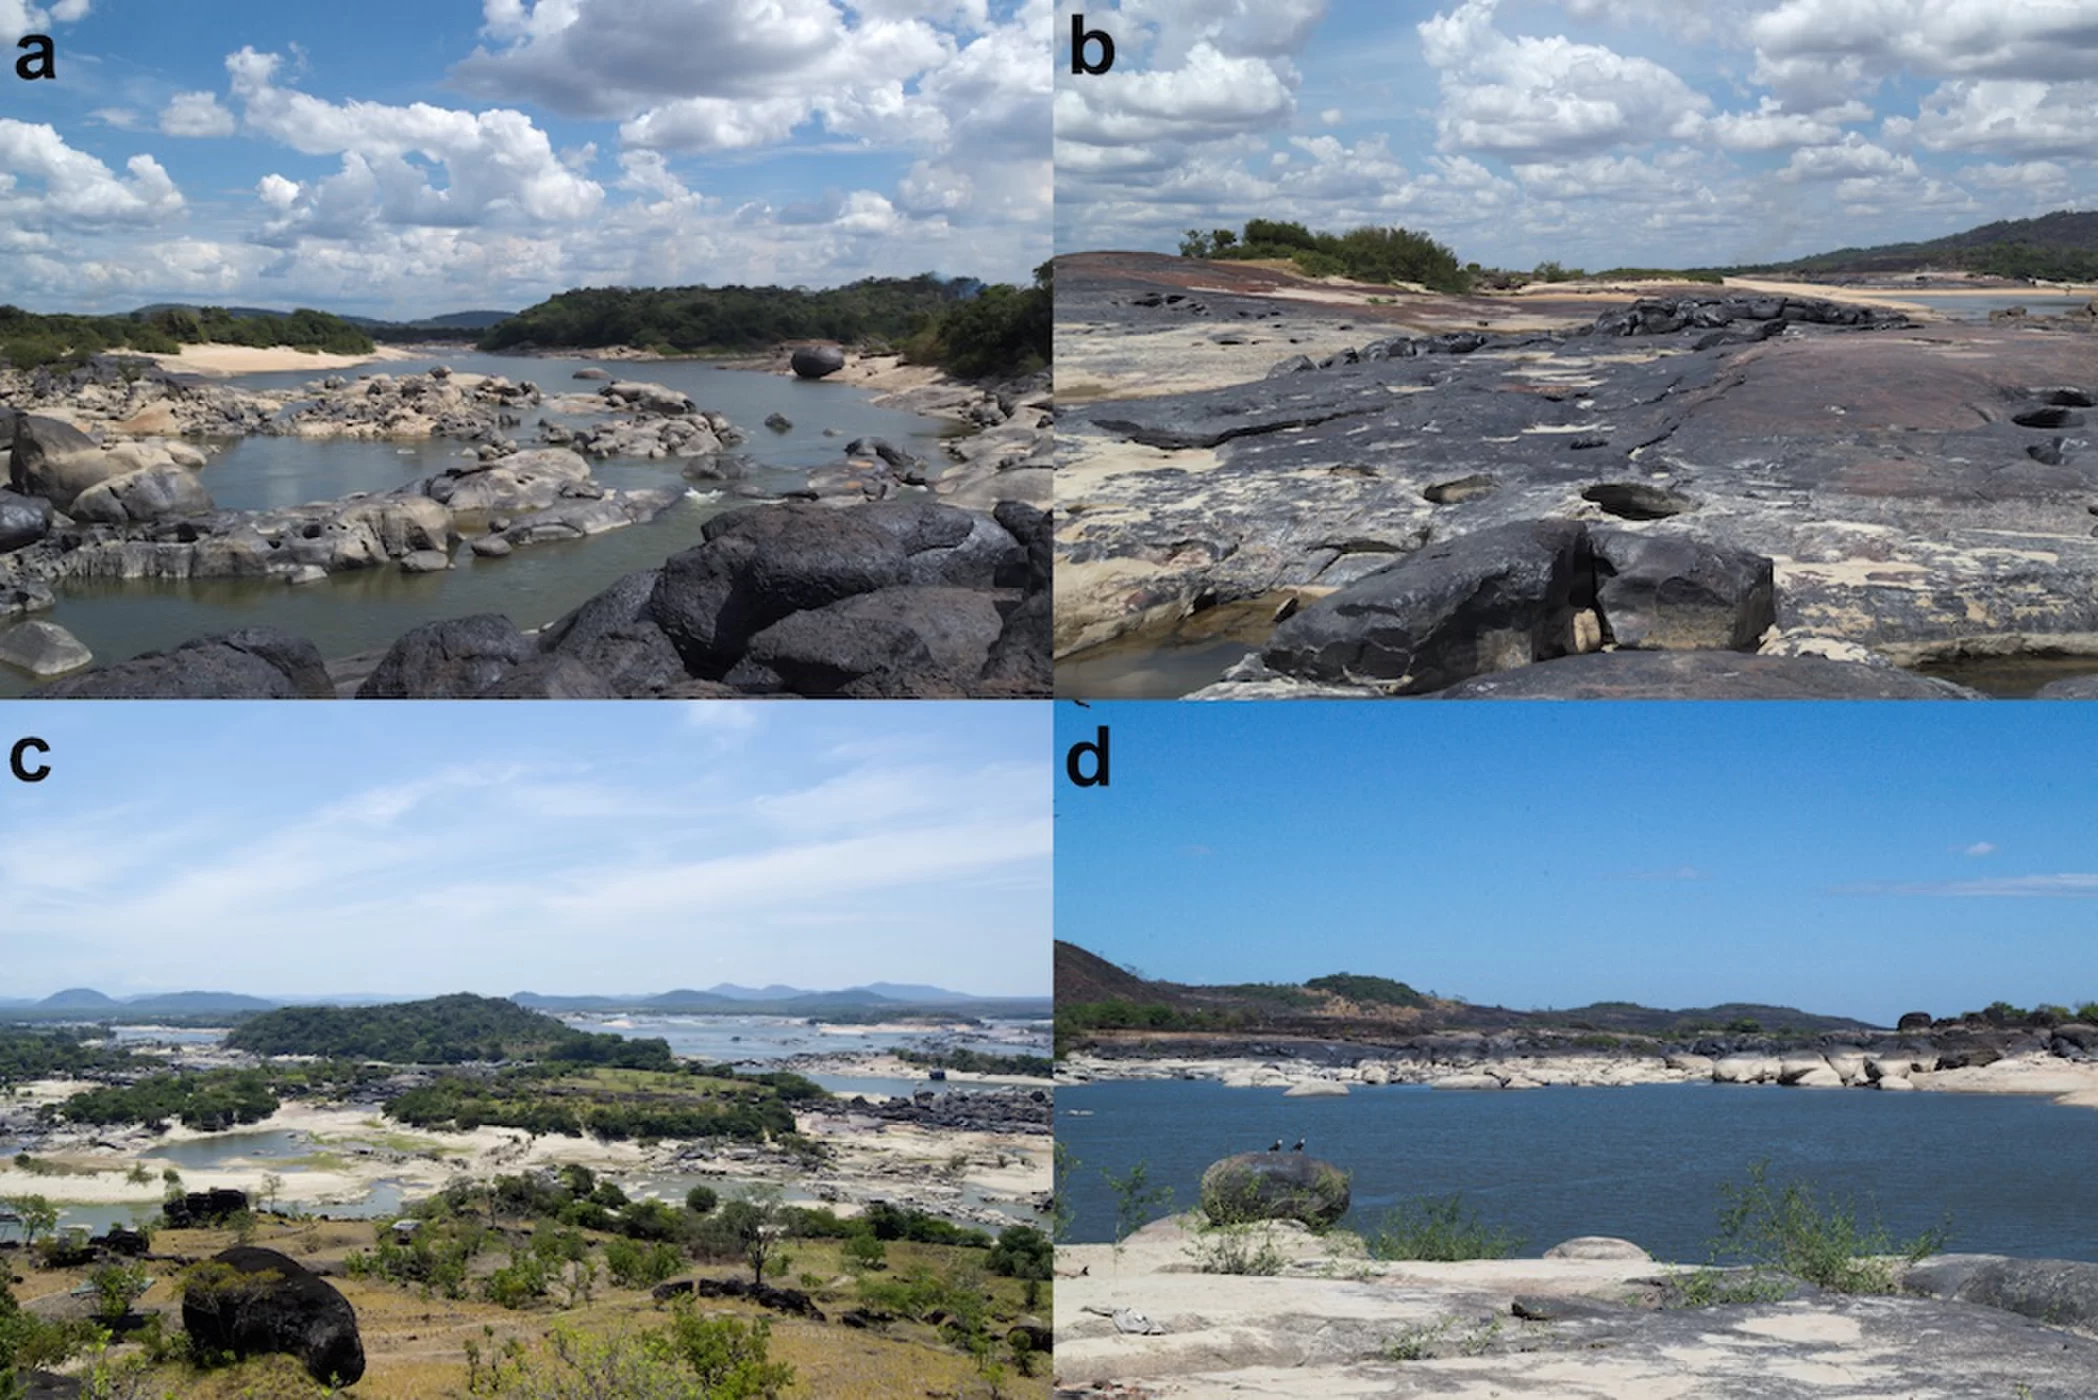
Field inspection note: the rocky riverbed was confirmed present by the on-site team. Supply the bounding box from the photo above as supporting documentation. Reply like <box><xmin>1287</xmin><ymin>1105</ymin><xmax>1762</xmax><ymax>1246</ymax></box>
<box><xmin>1056</xmin><ymin>251</ymin><xmax>2098</xmax><ymax>698</ymax></box>
<box><xmin>0</xmin><ymin>349</ymin><xmax>1051</xmax><ymax>696</ymax></box>
<box><xmin>1060</xmin><ymin>1015</ymin><xmax>2098</xmax><ymax>1104</ymax></box>
<box><xmin>1054</xmin><ymin>1215</ymin><xmax>2098</xmax><ymax>1398</ymax></box>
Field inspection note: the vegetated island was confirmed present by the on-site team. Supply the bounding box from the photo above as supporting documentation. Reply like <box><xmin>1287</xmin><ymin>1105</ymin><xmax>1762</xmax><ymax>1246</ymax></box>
<box><xmin>0</xmin><ymin>991</ymin><xmax>1052</xmax><ymax>1398</ymax></box>
<box><xmin>1055</xmin><ymin>211</ymin><xmax>2098</xmax><ymax>701</ymax></box>
<box><xmin>0</xmin><ymin>268</ymin><xmax>1052</xmax><ymax>699</ymax></box>
<box><xmin>1054</xmin><ymin>940</ymin><xmax>2098</xmax><ymax>1396</ymax></box>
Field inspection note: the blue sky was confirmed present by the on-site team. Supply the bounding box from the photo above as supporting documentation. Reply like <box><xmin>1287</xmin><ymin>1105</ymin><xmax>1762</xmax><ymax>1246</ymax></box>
<box><xmin>1056</xmin><ymin>0</ymin><xmax>2098</xmax><ymax>270</ymax></box>
<box><xmin>1056</xmin><ymin>703</ymin><xmax>2098</xmax><ymax>1027</ymax></box>
<box><xmin>0</xmin><ymin>702</ymin><xmax>1050</xmax><ymax>999</ymax></box>
<box><xmin>0</xmin><ymin>0</ymin><xmax>1049</xmax><ymax>317</ymax></box>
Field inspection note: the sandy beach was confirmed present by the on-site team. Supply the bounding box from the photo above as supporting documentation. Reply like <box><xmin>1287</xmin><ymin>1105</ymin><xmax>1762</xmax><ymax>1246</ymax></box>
<box><xmin>137</xmin><ymin>343</ymin><xmax>427</xmax><ymax>377</ymax></box>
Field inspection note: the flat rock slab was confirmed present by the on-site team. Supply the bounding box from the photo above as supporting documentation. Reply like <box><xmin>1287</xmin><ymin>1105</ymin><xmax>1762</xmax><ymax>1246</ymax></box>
<box><xmin>1058</xmin><ymin>1248</ymin><xmax>2098</xmax><ymax>1399</ymax></box>
<box><xmin>1059</xmin><ymin>274</ymin><xmax>2098</xmax><ymax>689</ymax></box>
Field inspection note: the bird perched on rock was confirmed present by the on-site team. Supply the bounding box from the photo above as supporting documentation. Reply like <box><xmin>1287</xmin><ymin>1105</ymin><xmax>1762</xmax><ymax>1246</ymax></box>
<box><xmin>1269</xmin><ymin>1138</ymin><xmax>1282</xmax><ymax>1152</ymax></box>
<box><xmin>1292</xmin><ymin>1137</ymin><xmax>1305</xmax><ymax>1152</ymax></box>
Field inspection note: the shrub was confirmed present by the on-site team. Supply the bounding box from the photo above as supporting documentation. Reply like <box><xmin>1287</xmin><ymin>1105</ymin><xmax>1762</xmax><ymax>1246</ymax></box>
<box><xmin>684</xmin><ymin>1184</ymin><xmax>718</xmax><ymax>1217</ymax></box>
<box><xmin>986</xmin><ymin>1225</ymin><xmax>1051</xmax><ymax>1281</ymax></box>
<box><xmin>1365</xmin><ymin>1195</ymin><xmax>1524</xmax><ymax>1261</ymax></box>
<box><xmin>603</xmin><ymin>1237</ymin><xmax>683</xmax><ymax>1290</ymax></box>
<box><xmin>1706</xmin><ymin>1160</ymin><xmax>1946</xmax><ymax>1295</ymax></box>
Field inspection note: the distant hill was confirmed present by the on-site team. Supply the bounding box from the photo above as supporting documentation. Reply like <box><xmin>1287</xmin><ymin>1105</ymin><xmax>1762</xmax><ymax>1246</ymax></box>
<box><xmin>1055</xmin><ymin>940</ymin><xmax>1876</xmax><ymax>1052</ymax></box>
<box><xmin>38</xmin><ymin>988</ymin><xmax>118</xmax><ymax>1010</ymax></box>
<box><xmin>134</xmin><ymin>303</ymin><xmax>516</xmax><ymax>332</ymax></box>
<box><xmin>1740</xmin><ymin>210</ymin><xmax>2098</xmax><ymax>281</ymax></box>
<box><xmin>515</xmin><ymin>984</ymin><xmax>1034</xmax><ymax>1014</ymax></box>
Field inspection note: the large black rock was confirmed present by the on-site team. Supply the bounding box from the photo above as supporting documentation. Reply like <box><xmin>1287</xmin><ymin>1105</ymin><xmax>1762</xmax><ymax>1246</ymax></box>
<box><xmin>163</xmin><ymin>1188</ymin><xmax>251</xmax><ymax>1228</ymax></box>
<box><xmin>790</xmin><ymin>344</ymin><xmax>846</xmax><ymax>379</ymax></box>
<box><xmin>1265</xmin><ymin>519</ymin><xmax>1590</xmax><ymax>691</ymax></box>
<box><xmin>1589</xmin><ymin>529</ymin><xmax>1775</xmax><ymax>651</ymax></box>
<box><xmin>1200</xmin><ymin>1152</ymin><xmax>1350</xmax><ymax>1228</ymax></box>
<box><xmin>735</xmin><ymin>586</ymin><xmax>1002</xmax><ymax>697</ymax></box>
<box><xmin>355</xmin><ymin>613</ymin><xmax>534</xmax><ymax>698</ymax></box>
<box><xmin>36</xmin><ymin>629</ymin><xmax>331</xmax><ymax>699</ymax></box>
<box><xmin>183</xmin><ymin>1247</ymin><xmax>363</xmax><ymax>1387</ymax></box>
<box><xmin>538</xmin><ymin>568</ymin><xmax>690</xmax><ymax>696</ymax></box>
<box><xmin>648</xmin><ymin>504</ymin><xmax>914</xmax><ymax>677</ymax></box>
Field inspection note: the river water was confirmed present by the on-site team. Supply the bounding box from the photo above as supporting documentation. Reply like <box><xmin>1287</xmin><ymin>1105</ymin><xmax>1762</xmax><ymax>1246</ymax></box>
<box><xmin>1057</xmin><ymin>1079</ymin><xmax>2098</xmax><ymax>1261</ymax></box>
<box><xmin>1</xmin><ymin>351</ymin><xmax>956</xmax><ymax>695</ymax></box>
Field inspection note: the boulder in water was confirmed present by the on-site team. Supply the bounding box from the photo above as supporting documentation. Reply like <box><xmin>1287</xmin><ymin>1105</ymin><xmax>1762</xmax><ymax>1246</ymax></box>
<box><xmin>1199</xmin><ymin>1151</ymin><xmax>1350</xmax><ymax>1228</ymax></box>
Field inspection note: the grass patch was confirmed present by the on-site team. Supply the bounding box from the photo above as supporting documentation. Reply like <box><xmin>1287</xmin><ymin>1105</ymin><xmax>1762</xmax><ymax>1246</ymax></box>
<box><xmin>1364</xmin><ymin>1195</ymin><xmax>1523</xmax><ymax>1262</ymax></box>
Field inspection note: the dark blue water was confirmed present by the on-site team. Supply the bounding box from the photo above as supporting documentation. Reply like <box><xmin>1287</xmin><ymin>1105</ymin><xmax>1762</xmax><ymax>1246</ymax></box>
<box><xmin>1058</xmin><ymin>1080</ymin><xmax>2098</xmax><ymax>1261</ymax></box>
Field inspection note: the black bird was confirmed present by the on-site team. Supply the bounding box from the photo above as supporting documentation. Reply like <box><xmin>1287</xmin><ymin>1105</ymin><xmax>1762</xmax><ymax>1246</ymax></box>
<box><xmin>1292</xmin><ymin>1138</ymin><xmax>1305</xmax><ymax>1152</ymax></box>
<box><xmin>1269</xmin><ymin>1138</ymin><xmax>1282</xmax><ymax>1152</ymax></box>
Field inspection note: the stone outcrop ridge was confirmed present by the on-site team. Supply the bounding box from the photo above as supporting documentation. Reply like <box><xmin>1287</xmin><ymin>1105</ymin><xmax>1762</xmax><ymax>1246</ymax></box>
<box><xmin>38</xmin><ymin>499</ymin><xmax>1053</xmax><ymax>698</ymax></box>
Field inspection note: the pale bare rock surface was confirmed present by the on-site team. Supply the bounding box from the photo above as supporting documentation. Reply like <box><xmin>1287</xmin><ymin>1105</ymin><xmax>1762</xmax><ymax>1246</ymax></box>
<box><xmin>1054</xmin><ymin>1216</ymin><xmax>2098</xmax><ymax>1398</ymax></box>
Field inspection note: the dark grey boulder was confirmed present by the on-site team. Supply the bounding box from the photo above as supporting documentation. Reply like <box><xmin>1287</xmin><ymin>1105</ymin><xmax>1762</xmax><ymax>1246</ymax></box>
<box><xmin>1433</xmin><ymin>650</ymin><xmax>1986</xmax><ymax>699</ymax></box>
<box><xmin>0</xmin><ymin>488</ymin><xmax>52</xmax><ymax>552</ymax></box>
<box><xmin>790</xmin><ymin>344</ymin><xmax>846</xmax><ymax>379</ymax></box>
<box><xmin>1264</xmin><ymin>519</ymin><xmax>1591</xmax><ymax>691</ymax></box>
<box><xmin>739</xmin><ymin>586</ymin><xmax>1004</xmax><ymax>696</ymax></box>
<box><xmin>474</xmin><ymin>653</ymin><xmax>622</xmax><ymax>698</ymax></box>
<box><xmin>994</xmin><ymin>500</ymin><xmax>1052</xmax><ymax>592</ymax></box>
<box><xmin>35</xmin><ymin>628</ymin><xmax>332</xmax><ymax>698</ymax></box>
<box><xmin>1199</xmin><ymin>1152</ymin><xmax>1350</xmax><ymax>1228</ymax></box>
<box><xmin>980</xmin><ymin>589</ymin><xmax>1051</xmax><ymax>696</ymax></box>
<box><xmin>1589</xmin><ymin>529</ymin><xmax>1776</xmax><ymax>651</ymax></box>
<box><xmin>648</xmin><ymin>504</ymin><xmax>911</xmax><ymax>677</ymax></box>
<box><xmin>540</xmin><ymin>568</ymin><xmax>690</xmax><ymax>696</ymax></box>
<box><xmin>355</xmin><ymin>614</ymin><xmax>534</xmax><ymax>698</ymax></box>
<box><xmin>182</xmin><ymin>1246</ymin><xmax>364</xmax><ymax>1387</ymax></box>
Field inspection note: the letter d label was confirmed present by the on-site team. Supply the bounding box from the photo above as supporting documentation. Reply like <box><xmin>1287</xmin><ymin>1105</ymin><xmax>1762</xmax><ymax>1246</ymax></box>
<box><xmin>1065</xmin><ymin>726</ymin><xmax>1110</xmax><ymax>787</ymax></box>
